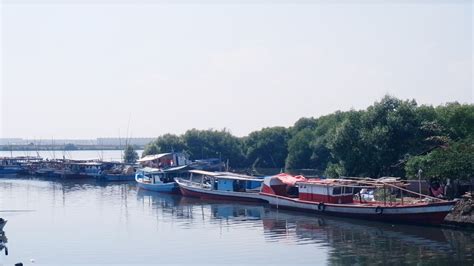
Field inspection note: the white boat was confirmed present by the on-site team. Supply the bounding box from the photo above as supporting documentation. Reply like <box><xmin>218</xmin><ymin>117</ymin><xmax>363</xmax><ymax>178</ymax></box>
<box><xmin>135</xmin><ymin>167</ymin><xmax>178</xmax><ymax>193</ymax></box>
<box><xmin>175</xmin><ymin>170</ymin><xmax>265</xmax><ymax>202</ymax></box>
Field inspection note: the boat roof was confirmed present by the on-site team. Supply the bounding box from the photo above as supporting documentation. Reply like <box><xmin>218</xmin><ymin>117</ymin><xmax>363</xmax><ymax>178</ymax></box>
<box><xmin>163</xmin><ymin>165</ymin><xmax>190</xmax><ymax>172</ymax></box>
<box><xmin>139</xmin><ymin>167</ymin><xmax>163</xmax><ymax>173</ymax></box>
<box><xmin>214</xmin><ymin>175</ymin><xmax>263</xmax><ymax>182</ymax></box>
<box><xmin>297</xmin><ymin>178</ymin><xmax>358</xmax><ymax>186</ymax></box>
<box><xmin>297</xmin><ymin>177</ymin><xmax>407</xmax><ymax>188</ymax></box>
<box><xmin>137</xmin><ymin>153</ymin><xmax>172</xmax><ymax>162</ymax></box>
<box><xmin>0</xmin><ymin>156</ymin><xmax>43</xmax><ymax>160</ymax></box>
<box><xmin>189</xmin><ymin>170</ymin><xmax>262</xmax><ymax>182</ymax></box>
<box><xmin>189</xmin><ymin>169</ymin><xmax>222</xmax><ymax>176</ymax></box>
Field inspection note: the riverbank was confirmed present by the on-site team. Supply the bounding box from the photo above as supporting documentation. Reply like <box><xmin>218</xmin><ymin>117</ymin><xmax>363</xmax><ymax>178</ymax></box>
<box><xmin>444</xmin><ymin>195</ymin><xmax>474</xmax><ymax>227</ymax></box>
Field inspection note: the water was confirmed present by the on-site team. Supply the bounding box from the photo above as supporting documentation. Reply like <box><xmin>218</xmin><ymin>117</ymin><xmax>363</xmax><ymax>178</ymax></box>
<box><xmin>0</xmin><ymin>150</ymin><xmax>143</xmax><ymax>162</ymax></box>
<box><xmin>0</xmin><ymin>176</ymin><xmax>472</xmax><ymax>265</ymax></box>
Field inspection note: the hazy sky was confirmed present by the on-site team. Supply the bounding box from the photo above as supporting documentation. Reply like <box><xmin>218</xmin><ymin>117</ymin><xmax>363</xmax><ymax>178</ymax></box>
<box><xmin>1</xmin><ymin>0</ymin><xmax>472</xmax><ymax>139</ymax></box>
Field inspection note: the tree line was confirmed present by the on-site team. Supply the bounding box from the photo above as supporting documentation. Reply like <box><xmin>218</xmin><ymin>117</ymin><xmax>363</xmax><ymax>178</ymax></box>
<box><xmin>143</xmin><ymin>96</ymin><xmax>473</xmax><ymax>181</ymax></box>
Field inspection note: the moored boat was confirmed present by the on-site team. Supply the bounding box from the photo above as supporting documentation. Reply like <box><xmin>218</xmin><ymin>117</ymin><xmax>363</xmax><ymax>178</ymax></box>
<box><xmin>135</xmin><ymin>167</ymin><xmax>178</xmax><ymax>193</ymax></box>
<box><xmin>259</xmin><ymin>174</ymin><xmax>456</xmax><ymax>225</ymax></box>
<box><xmin>0</xmin><ymin>156</ymin><xmax>42</xmax><ymax>176</ymax></box>
<box><xmin>100</xmin><ymin>173</ymin><xmax>136</xmax><ymax>182</ymax></box>
<box><xmin>98</xmin><ymin>164</ymin><xmax>136</xmax><ymax>181</ymax></box>
<box><xmin>175</xmin><ymin>170</ymin><xmax>265</xmax><ymax>202</ymax></box>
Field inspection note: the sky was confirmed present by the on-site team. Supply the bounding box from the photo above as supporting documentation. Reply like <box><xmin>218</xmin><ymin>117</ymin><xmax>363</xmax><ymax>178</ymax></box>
<box><xmin>1</xmin><ymin>0</ymin><xmax>472</xmax><ymax>139</ymax></box>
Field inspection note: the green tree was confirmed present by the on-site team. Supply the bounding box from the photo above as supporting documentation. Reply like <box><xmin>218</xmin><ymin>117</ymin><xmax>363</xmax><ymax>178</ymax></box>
<box><xmin>285</xmin><ymin>128</ymin><xmax>315</xmax><ymax>169</ymax></box>
<box><xmin>244</xmin><ymin>127</ymin><xmax>289</xmax><ymax>168</ymax></box>
<box><xmin>329</xmin><ymin>96</ymin><xmax>425</xmax><ymax>177</ymax></box>
<box><xmin>183</xmin><ymin>129</ymin><xmax>246</xmax><ymax>167</ymax></box>
<box><xmin>143</xmin><ymin>134</ymin><xmax>187</xmax><ymax>156</ymax></box>
<box><xmin>405</xmin><ymin>137</ymin><xmax>474</xmax><ymax>181</ymax></box>
<box><xmin>123</xmin><ymin>144</ymin><xmax>138</xmax><ymax>163</ymax></box>
<box><xmin>435</xmin><ymin>102</ymin><xmax>474</xmax><ymax>140</ymax></box>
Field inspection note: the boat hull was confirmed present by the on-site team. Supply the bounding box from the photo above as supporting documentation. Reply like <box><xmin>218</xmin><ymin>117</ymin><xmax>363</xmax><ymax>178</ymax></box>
<box><xmin>177</xmin><ymin>180</ymin><xmax>266</xmax><ymax>203</ymax></box>
<box><xmin>260</xmin><ymin>193</ymin><xmax>456</xmax><ymax>225</ymax></box>
<box><xmin>0</xmin><ymin>167</ymin><xmax>21</xmax><ymax>175</ymax></box>
<box><xmin>136</xmin><ymin>180</ymin><xmax>178</xmax><ymax>193</ymax></box>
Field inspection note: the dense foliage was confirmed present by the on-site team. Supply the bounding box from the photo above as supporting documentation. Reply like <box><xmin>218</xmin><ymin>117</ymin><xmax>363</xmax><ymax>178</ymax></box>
<box><xmin>143</xmin><ymin>96</ymin><xmax>473</xmax><ymax>180</ymax></box>
<box><xmin>123</xmin><ymin>144</ymin><xmax>138</xmax><ymax>163</ymax></box>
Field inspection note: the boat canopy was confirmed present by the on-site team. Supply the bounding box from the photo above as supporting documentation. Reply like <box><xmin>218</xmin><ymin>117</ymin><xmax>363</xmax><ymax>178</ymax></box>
<box><xmin>297</xmin><ymin>177</ymin><xmax>408</xmax><ymax>189</ymax></box>
<box><xmin>264</xmin><ymin>173</ymin><xmax>307</xmax><ymax>187</ymax></box>
<box><xmin>163</xmin><ymin>165</ymin><xmax>191</xmax><ymax>172</ymax></box>
<box><xmin>137</xmin><ymin>153</ymin><xmax>172</xmax><ymax>162</ymax></box>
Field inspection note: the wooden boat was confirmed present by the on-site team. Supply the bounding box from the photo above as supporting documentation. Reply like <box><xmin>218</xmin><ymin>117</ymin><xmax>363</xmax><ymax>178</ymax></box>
<box><xmin>0</xmin><ymin>156</ymin><xmax>41</xmax><ymax>175</ymax></box>
<box><xmin>135</xmin><ymin>167</ymin><xmax>178</xmax><ymax>193</ymax></box>
<box><xmin>98</xmin><ymin>164</ymin><xmax>136</xmax><ymax>181</ymax></box>
<box><xmin>175</xmin><ymin>170</ymin><xmax>265</xmax><ymax>202</ymax></box>
<box><xmin>259</xmin><ymin>174</ymin><xmax>456</xmax><ymax>225</ymax></box>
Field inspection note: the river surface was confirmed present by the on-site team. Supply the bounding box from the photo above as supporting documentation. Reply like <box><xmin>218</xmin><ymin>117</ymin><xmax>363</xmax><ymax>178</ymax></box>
<box><xmin>0</xmin><ymin>176</ymin><xmax>472</xmax><ymax>265</ymax></box>
<box><xmin>0</xmin><ymin>150</ymin><xmax>143</xmax><ymax>162</ymax></box>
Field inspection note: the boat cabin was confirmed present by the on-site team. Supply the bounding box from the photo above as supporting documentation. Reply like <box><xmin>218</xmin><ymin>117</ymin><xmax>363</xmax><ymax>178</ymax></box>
<box><xmin>189</xmin><ymin>170</ymin><xmax>263</xmax><ymax>192</ymax></box>
<box><xmin>213</xmin><ymin>176</ymin><xmax>262</xmax><ymax>192</ymax></box>
<box><xmin>136</xmin><ymin>167</ymin><xmax>174</xmax><ymax>184</ymax></box>
<box><xmin>297</xmin><ymin>181</ymin><xmax>355</xmax><ymax>204</ymax></box>
<box><xmin>262</xmin><ymin>174</ymin><xmax>356</xmax><ymax>204</ymax></box>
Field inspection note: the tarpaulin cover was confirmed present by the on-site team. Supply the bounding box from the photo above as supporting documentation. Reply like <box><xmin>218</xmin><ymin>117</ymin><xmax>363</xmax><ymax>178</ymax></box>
<box><xmin>265</xmin><ymin>173</ymin><xmax>307</xmax><ymax>186</ymax></box>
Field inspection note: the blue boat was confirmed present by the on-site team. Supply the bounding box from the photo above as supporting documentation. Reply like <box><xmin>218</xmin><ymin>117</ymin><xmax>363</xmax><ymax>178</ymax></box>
<box><xmin>0</xmin><ymin>165</ymin><xmax>22</xmax><ymax>175</ymax></box>
<box><xmin>135</xmin><ymin>167</ymin><xmax>178</xmax><ymax>193</ymax></box>
<box><xmin>1</xmin><ymin>156</ymin><xmax>41</xmax><ymax>176</ymax></box>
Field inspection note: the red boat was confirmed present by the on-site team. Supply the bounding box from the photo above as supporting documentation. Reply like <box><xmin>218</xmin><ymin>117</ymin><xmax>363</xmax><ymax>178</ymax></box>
<box><xmin>259</xmin><ymin>174</ymin><xmax>456</xmax><ymax>225</ymax></box>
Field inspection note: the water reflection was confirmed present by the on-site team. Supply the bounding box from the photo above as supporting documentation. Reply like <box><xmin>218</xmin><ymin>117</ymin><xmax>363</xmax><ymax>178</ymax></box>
<box><xmin>138</xmin><ymin>188</ymin><xmax>474</xmax><ymax>265</ymax></box>
<box><xmin>0</xmin><ymin>177</ymin><xmax>472</xmax><ymax>265</ymax></box>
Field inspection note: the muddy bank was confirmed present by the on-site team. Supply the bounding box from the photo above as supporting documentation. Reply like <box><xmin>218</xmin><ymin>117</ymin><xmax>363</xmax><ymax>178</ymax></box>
<box><xmin>444</xmin><ymin>196</ymin><xmax>474</xmax><ymax>227</ymax></box>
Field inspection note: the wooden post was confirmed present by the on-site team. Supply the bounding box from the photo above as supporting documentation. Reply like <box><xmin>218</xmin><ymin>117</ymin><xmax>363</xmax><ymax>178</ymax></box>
<box><xmin>383</xmin><ymin>185</ymin><xmax>386</xmax><ymax>206</ymax></box>
<box><xmin>401</xmin><ymin>189</ymin><xmax>404</xmax><ymax>205</ymax></box>
<box><xmin>418</xmin><ymin>169</ymin><xmax>423</xmax><ymax>199</ymax></box>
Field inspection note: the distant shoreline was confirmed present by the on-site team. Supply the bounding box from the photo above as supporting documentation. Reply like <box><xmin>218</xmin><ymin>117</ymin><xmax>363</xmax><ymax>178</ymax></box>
<box><xmin>0</xmin><ymin>145</ymin><xmax>146</xmax><ymax>151</ymax></box>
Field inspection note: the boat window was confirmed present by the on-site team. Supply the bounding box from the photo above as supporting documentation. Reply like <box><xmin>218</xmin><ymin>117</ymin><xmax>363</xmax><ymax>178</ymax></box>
<box><xmin>333</xmin><ymin>187</ymin><xmax>342</xmax><ymax>195</ymax></box>
<box><xmin>342</xmin><ymin>186</ymin><xmax>354</xmax><ymax>195</ymax></box>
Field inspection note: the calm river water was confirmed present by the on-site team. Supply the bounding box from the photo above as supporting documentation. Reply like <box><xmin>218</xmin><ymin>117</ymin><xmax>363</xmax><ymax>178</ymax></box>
<box><xmin>0</xmin><ymin>150</ymin><xmax>143</xmax><ymax>162</ymax></box>
<box><xmin>0</xmin><ymin>176</ymin><xmax>472</xmax><ymax>265</ymax></box>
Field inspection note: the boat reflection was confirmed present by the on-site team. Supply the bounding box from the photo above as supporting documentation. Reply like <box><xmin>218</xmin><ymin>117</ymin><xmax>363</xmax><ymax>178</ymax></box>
<box><xmin>136</xmin><ymin>192</ymin><xmax>474</xmax><ymax>264</ymax></box>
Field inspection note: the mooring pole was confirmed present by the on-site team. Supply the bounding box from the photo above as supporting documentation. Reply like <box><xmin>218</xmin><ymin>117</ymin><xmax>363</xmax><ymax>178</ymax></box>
<box><xmin>418</xmin><ymin>169</ymin><xmax>423</xmax><ymax>199</ymax></box>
